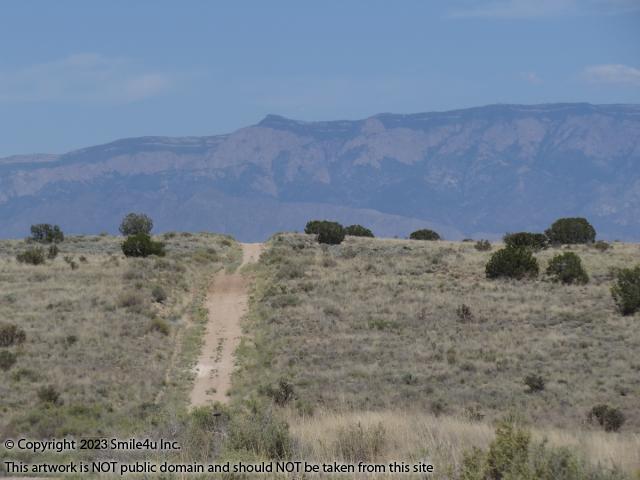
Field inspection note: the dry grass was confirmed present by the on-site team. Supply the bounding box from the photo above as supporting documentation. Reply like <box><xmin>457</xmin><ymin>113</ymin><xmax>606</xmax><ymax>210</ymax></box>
<box><xmin>232</xmin><ymin>233</ymin><xmax>640</xmax><ymax>475</ymax></box>
<box><xmin>287</xmin><ymin>409</ymin><xmax>639</xmax><ymax>478</ymax></box>
<box><xmin>0</xmin><ymin>232</ymin><xmax>240</xmax><ymax>440</ymax></box>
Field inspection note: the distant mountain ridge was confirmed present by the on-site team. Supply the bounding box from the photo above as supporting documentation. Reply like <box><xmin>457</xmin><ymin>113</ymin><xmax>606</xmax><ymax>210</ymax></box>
<box><xmin>1</xmin><ymin>103</ymin><xmax>639</xmax><ymax>241</ymax></box>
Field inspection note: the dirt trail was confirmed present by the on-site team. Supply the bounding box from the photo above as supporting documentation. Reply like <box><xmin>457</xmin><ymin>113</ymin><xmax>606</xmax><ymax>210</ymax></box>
<box><xmin>189</xmin><ymin>243</ymin><xmax>263</xmax><ymax>407</ymax></box>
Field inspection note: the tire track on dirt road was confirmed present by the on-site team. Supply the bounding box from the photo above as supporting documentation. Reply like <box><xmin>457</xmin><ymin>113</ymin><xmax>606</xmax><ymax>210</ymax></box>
<box><xmin>189</xmin><ymin>243</ymin><xmax>263</xmax><ymax>407</ymax></box>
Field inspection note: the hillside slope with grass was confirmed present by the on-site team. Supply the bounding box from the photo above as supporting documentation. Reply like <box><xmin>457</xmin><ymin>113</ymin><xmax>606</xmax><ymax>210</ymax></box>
<box><xmin>230</xmin><ymin>233</ymin><xmax>640</xmax><ymax>476</ymax></box>
<box><xmin>0</xmin><ymin>232</ymin><xmax>239</xmax><ymax>443</ymax></box>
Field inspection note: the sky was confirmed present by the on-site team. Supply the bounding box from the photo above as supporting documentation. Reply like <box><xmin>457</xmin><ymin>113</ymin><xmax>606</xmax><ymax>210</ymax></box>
<box><xmin>0</xmin><ymin>0</ymin><xmax>639</xmax><ymax>157</ymax></box>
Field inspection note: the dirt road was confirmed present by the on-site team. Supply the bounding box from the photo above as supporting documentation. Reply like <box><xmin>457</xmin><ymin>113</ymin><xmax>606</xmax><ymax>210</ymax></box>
<box><xmin>189</xmin><ymin>243</ymin><xmax>263</xmax><ymax>407</ymax></box>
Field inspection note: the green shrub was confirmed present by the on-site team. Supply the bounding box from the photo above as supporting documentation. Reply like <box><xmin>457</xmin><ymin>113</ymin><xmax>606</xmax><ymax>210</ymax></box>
<box><xmin>459</xmin><ymin>420</ymin><xmax>625</xmax><ymax>480</ymax></box>
<box><xmin>474</xmin><ymin>240</ymin><xmax>492</xmax><ymax>251</ymax></box>
<box><xmin>151</xmin><ymin>286</ymin><xmax>167</xmax><ymax>303</ymax></box>
<box><xmin>503</xmin><ymin>232</ymin><xmax>548</xmax><ymax>250</ymax></box>
<box><xmin>409</xmin><ymin>229</ymin><xmax>441</xmax><ymax>241</ymax></box>
<box><xmin>545</xmin><ymin>217</ymin><xmax>596</xmax><ymax>244</ymax></box>
<box><xmin>588</xmin><ymin>405</ymin><xmax>625</xmax><ymax>432</ymax></box>
<box><xmin>546</xmin><ymin>252</ymin><xmax>589</xmax><ymax>285</ymax></box>
<box><xmin>47</xmin><ymin>244</ymin><xmax>59</xmax><ymax>259</ymax></box>
<box><xmin>304</xmin><ymin>220</ymin><xmax>325</xmax><ymax>234</ymax></box>
<box><xmin>30</xmin><ymin>224</ymin><xmax>64</xmax><ymax>243</ymax></box>
<box><xmin>37</xmin><ymin>385</ymin><xmax>63</xmax><ymax>405</ymax></box>
<box><xmin>264</xmin><ymin>378</ymin><xmax>295</xmax><ymax>406</ymax></box>
<box><xmin>148</xmin><ymin>318</ymin><xmax>170</xmax><ymax>336</ymax></box>
<box><xmin>592</xmin><ymin>240</ymin><xmax>611</xmax><ymax>252</ymax></box>
<box><xmin>318</xmin><ymin>222</ymin><xmax>346</xmax><ymax>245</ymax></box>
<box><xmin>16</xmin><ymin>247</ymin><xmax>46</xmax><ymax>265</ymax></box>
<box><xmin>121</xmin><ymin>233</ymin><xmax>165</xmax><ymax>257</ymax></box>
<box><xmin>485</xmin><ymin>247</ymin><xmax>539</xmax><ymax>280</ymax></box>
<box><xmin>0</xmin><ymin>323</ymin><xmax>26</xmax><ymax>347</ymax></box>
<box><xmin>227</xmin><ymin>405</ymin><xmax>292</xmax><ymax>459</ymax></box>
<box><xmin>345</xmin><ymin>224</ymin><xmax>374</xmax><ymax>237</ymax></box>
<box><xmin>524</xmin><ymin>374</ymin><xmax>545</xmax><ymax>393</ymax></box>
<box><xmin>611</xmin><ymin>266</ymin><xmax>640</xmax><ymax>315</ymax></box>
<box><xmin>304</xmin><ymin>220</ymin><xmax>346</xmax><ymax>244</ymax></box>
<box><xmin>0</xmin><ymin>350</ymin><xmax>17</xmax><ymax>371</ymax></box>
<box><xmin>119</xmin><ymin>212</ymin><xmax>154</xmax><ymax>236</ymax></box>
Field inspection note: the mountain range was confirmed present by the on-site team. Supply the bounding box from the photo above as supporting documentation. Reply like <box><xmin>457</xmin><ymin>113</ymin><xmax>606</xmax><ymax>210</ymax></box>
<box><xmin>1</xmin><ymin>103</ymin><xmax>639</xmax><ymax>241</ymax></box>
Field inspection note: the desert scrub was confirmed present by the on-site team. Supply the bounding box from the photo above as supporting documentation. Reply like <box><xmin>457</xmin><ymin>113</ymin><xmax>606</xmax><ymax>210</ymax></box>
<box><xmin>546</xmin><ymin>252</ymin><xmax>589</xmax><ymax>285</ymax></box>
<box><xmin>409</xmin><ymin>228</ymin><xmax>441</xmax><ymax>240</ymax></box>
<box><xmin>459</xmin><ymin>420</ymin><xmax>625</xmax><ymax>480</ymax></box>
<box><xmin>503</xmin><ymin>232</ymin><xmax>548</xmax><ymax>250</ymax></box>
<box><xmin>588</xmin><ymin>405</ymin><xmax>626</xmax><ymax>432</ymax></box>
<box><xmin>121</xmin><ymin>233</ymin><xmax>166</xmax><ymax>257</ymax></box>
<box><xmin>30</xmin><ymin>223</ymin><xmax>64</xmax><ymax>244</ymax></box>
<box><xmin>611</xmin><ymin>266</ymin><xmax>640</xmax><ymax>315</ymax></box>
<box><xmin>545</xmin><ymin>217</ymin><xmax>596</xmax><ymax>245</ymax></box>
<box><xmin>523</xmin><ymin>374</ymin><xmax>545</xmax><ymax>393</ymax></box>
<box><xmin>0</xmin><ymin>323</ymin><xmax>26</xmax><ymax>347</ymax></box>
<box><xmin>0</xmin><ymin>233</ymin><xmax>238</xmax><ymax>441</ymax></box>
<box><xmin>485</xmin><ymin>246</ymin><xmax>539</xmax><ymax>279</ymax></box>
<box><xmin>345</xmin><ymin>224</ymin><xmax>375</xmax><ymax>238</ymax></box>
<box><xmin>227</xmin><ymin>403</ymin><xmax>292</xmax><ymax>459</ymax></box>
<box><xmin>474</xmin><ymin>239</ymin><xmax>492</xmax><ymax>251</ymax></box>
<box><xmin>234</xmin><ymin>234</ymin><xmax>640</xmax><ymax>435</ymax></box>
<box><xmin>0</xmin><ymin>351</ymin><xmax>17</xmax><ymax>371</ymax></box>
<box><xmin>16</xmin><ymin>247</ymin><xmax>46</xmax><ymax>265</ymax></box>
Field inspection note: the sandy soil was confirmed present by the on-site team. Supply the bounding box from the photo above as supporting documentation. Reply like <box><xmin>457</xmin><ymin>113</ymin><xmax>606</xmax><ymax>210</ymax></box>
<box><xmin>189</xmin><ymin>243</ymin><xmax>263</xmax><ymax>407</ymax></box>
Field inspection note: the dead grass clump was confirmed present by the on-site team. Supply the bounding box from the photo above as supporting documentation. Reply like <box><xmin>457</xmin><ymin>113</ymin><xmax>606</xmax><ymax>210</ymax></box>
<box><xmin>334</xmin><ymin>421</ymin><xmax>386</xmax><ymax>462</ymax></box>
<box><xmin>0</xmin><ymin>323</ymin><xmax>26</xmax><ymax>347</ymax></box>
<box><xmin>118</xmin><ymin>292</ymin><xmax>146</xmax><ymax>309</ymax></box>
<box><xmin>0</xmin><ymin>351</ymin><xmax>17</xmax><ymax>370</ymax></box>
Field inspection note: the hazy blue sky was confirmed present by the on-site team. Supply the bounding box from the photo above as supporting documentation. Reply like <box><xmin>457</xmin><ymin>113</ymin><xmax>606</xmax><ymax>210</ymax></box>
<box><xmin>1</xmin><ymin>0</ymin><xmax>639</xmax><ymax>156</ymax></box>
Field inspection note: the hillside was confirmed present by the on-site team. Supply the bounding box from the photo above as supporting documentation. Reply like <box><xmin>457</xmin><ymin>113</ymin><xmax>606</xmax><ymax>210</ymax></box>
<box><xmin>1</xmin><ymin>103</ymin><xmax>639</xmax><ymax>241</ymax></box>
<box><xmin>232</xmin><ymin>234</ymin><xmax>640</xmax><ymax>476</ymax></box>
<box><xmin>0</xmin><ymin>233</ymin><xmax>239</xmax><ymax>441</ymax></box>
<box><xmin>1</xmin><ymin>230</ymin><xmax>638</xmax><ymax>478</ymax></box>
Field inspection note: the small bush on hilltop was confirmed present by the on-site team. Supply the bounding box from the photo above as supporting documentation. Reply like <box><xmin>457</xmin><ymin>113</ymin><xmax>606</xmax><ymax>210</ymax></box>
<box><xmin>121</xmin><ymin>233</ymin><xmax>165</xmax><ymax>258</ymax></box>
<box><xmin>611</xmin><ymin>266</ymin><xmax>640</xmax><ymax>315</ymax></box>
<box><xmin>345</xmin><ymin>224</ymin><xmax>374</xmax><ymax>238</ymax></box>
<box><xmin>485</xmin><ymin>246</ymin><xmax>539</xmax><ymax>280</ymax></box>
<box><xmin>546</xmin><ymin>252</ymin><xmax>589</xmax><ymax>285</ymax></box>
<box><xmin>503</xmin><ymin>232</ymin><xmax>548</xmax><ymax>251</ymax></box>
<box><xmin>304</xmin><ymin>220</ymin><xmax>346</xmax><ymax>244</ymax></box>
<box><xmin>119</xmin><ymin>212</ymin><xmax>154</xmax><ymax>236</ymax></box>
<box><xmin>474</xmin><ymin>239</ymin><xmax>492</xmax><ymax>251</ymax></box>
<box><xmin>304</xmin><ymin>220</ymin><xmax>325</xmax><ymax>235</ymax></box>
<box><xmin>545</xmin><ymin>217</ymin><xmax>596</xmax><ymax>245</ymax></box>
<box><xmin>0</xmin><ymin>324</ymin><xmax>27</xmax><ymax>347</ymax></box>
<box><xmin>30</xmin><ymin>224</ymin><xmax>64</xmax><ymax>243</ymax></box>
<box><xmin>16</xmin><ymin>247</ymin><xmax>46</xmax><ymax>265</ymax></box>
<box><xmin>409</xmin><ymin>229</ymin><xmax>441</xmax><ymax>241</ymax></box>
<box><xmin>588</xmin><ymin>405</ymin><xmax>625</xmax><ymax>432</ymax></box>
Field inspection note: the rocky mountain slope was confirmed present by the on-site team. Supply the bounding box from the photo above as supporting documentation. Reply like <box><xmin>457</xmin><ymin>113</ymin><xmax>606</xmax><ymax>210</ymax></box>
<box><xmin>1</xmin><ymin>103</ymin><xmax>638</xmax><ymax>240</ymax></box>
